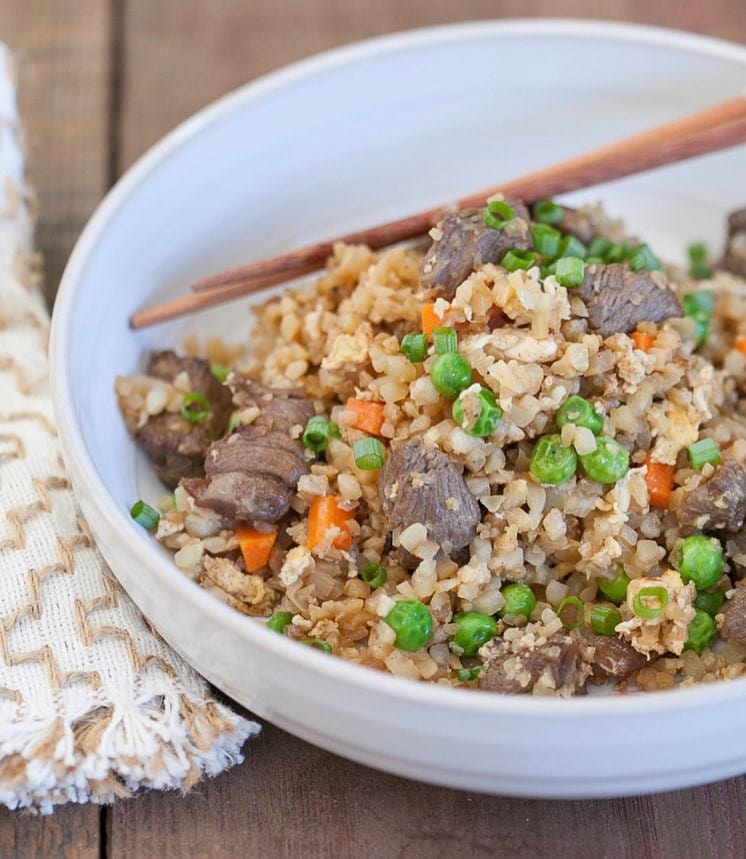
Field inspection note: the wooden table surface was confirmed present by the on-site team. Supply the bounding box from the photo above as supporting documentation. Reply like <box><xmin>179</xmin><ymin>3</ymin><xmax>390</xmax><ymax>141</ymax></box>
<box><xmin>1</xmin><ymin>2</ymin><xmax>745</xmax><ymax>856</ymax></box>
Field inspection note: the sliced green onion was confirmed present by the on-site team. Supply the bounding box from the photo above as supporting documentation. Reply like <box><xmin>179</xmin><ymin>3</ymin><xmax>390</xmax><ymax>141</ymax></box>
<box><xmin>555</xmin><ymin>256</ymin><xmax>586</xmax><ymax>288</ymax></box>
<box><xmin>302</xmin><ymin>638</ymin><xmax>332</xmax><ymax>653</ymax></box>
<box><xmin>585</xmin><ymin>256</ymin><xmax>606</xmax><ymax>265</ymax></box>
<box><xmin>501</xmin><ymin>248</ymin><xmax>537</xmax><ymax>272</ymax></box>
<box><xmin>628</xmin><ymin>243</ymin><xmax>661</xmax><ymax>272</ymax></box>
<box><xmin>682</xmin><ymin>290</ymin><xmax>715</xmax><ymax>348</ymax></box>
<box><xmin>361</xmin><ymin>562</ymin><xmax>387</xmax><ymax>589</ymax></box>
<box><xmin>457</xmin><ymin>666</ymin><xmax>483</xmax><ymax>683</ymax></box>
<box><xmin>598</xmin><ymin>571</ymin><xmax>630</xmax><ymax>605</ymax></box>
<box><xmin>210</xmin><ymin>362</ymin><xmax>230</xmax><ymax>383</ymax></box>
<box><xmin>604</xmin><ymin>243</ymin><xmax>629</xmax><ymax>263</ymax></box>
<box><xmin>130</xmin><ymin>500</ymin><xmax>160</xmax><ymax>530</ymax></box>
<box><xmin>633</xmin><ymin>586</ymin><xmax>669</xmax><ymax>619</ymax></box>
<box><xmin>452</xmin><ymin>387</ymin><xmax>502</xmax><ymax>437</ymax></box>
<box><xmin>266</xmin><ymin>611</ymin><xmax>293</xmax><ymax>633</ymax></box>
<box><xmin>181</xmin><ymin>391</ymin><xmax>211</xmax><ymax>423</ymax></box>
<box><xmin>433</xmin><ymin>326</ymin><xmax>458</xmax><ymax>355</ymax></box>
<box><xmin>687</xmin><ymin>242</ymin><xmax>712</xmax><ymax>280</ymax></box>
<box><xmin>353</xmin><ymin>437</ymin><xmax>385</xmax><ymax>471</ymax></box>
<box><xmin>532</xmin><ymin>199</ymin><xmax>564</xmax><ymax>225</ymax></box>
<box><xmin>431</xmin><ymin>353</ymin><xmax>473</xmax><ymax>399</ymax></box>
<box><xmin>530</xmin><ymin>224</ymin><xmax>562</xmax><ymax>256</ymax></box>
<box><xmin>556</xmin><ymin>395</ymin><xmax>603</xmax><ymax>435</ymax></box>
<box><xmin>588</xmin><ymin>237</ymin><xmax>613</xmax><ymax>258</ymax></box>
<box><xmin>302</xmin><ymin>415</ymin><xmax>340</xmax><ymax>453</ymax></box>
<box><xmin>687</xmin><ymin>438</ymin><xmax>720</xmax><ymax>470</ymax></box>
<box><xmin>558</xmin><ymin>235</ymin><xmax>588</xmax><ymax>260</ymax></box>
<box><xmin>483</xmin><ymin>200</ymin><xmax>515</xmax><ymax>230</ymax></box>
<box><xmin>227</xmin><ymin>414</ymin><xmax>241</xmax><ymax>433</ymax></box>
<box><xmin>540</xmin><ymin>261</ymin><xmax>557</xmax><ymax>279</ymax></box>
<box><xmin>591</xmin><ymin>605</ymin><xmax>623</xmax><ymax>636</ymax></box>
<box><xmin>400</xmin><ymin>332</ymin><xmax>428</xmax><ymax>363</ymax></box>
<box><xmin>558</xmin><ymin>596</ymin><xmax>585</xmax><ymax>630</ymax></box>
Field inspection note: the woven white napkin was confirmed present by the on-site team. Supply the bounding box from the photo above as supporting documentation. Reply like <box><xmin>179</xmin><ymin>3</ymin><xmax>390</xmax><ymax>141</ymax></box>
<box><xmin>0</xmin><ymin>45</ymin><xmax>258</xmax><ymax>812</ymax></box>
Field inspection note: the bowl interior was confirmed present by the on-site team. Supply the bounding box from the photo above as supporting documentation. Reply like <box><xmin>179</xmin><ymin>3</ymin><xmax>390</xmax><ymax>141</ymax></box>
<box><xmin>56</xmin><ymin>21</ymin><xmax>745</xmax><ymax>683</ymax></box>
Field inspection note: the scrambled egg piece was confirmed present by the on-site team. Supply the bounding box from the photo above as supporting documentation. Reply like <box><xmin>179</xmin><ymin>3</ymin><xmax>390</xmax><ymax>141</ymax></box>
<box><xmin>617</xmin><ymin>569</ymin><xmax>695</xmax><ymax>657</ymax></box>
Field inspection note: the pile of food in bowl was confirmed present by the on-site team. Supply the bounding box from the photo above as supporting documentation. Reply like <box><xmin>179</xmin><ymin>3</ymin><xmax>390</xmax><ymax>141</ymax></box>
<box><xmin>116</xmin><ymin>198</ymin><xmax>746</xmax><ymax>697</ymax></box>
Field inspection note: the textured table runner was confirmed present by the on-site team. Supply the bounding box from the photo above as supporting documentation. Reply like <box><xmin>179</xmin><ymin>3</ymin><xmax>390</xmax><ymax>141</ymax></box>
<box><xmin>0</xmin><ymin>44</ymin><xmax>258</xmax><ymax>813</ymax></box>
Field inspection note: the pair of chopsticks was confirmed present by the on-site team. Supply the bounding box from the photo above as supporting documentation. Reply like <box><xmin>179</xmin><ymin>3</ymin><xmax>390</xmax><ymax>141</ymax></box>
<box><xmin>131</xmin><ymin>96</ymin><xmax>746</xmax><ymax>329</ymax></box>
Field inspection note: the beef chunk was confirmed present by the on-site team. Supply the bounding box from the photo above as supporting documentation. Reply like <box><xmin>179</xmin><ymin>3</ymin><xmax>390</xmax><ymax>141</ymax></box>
<box><xmin>184</xmin><ymin>378</ymin><xmax>314</xmax><ymax>523</ymax></box>
<box><xmin>420</xmin><ymin>202</ymin><xmax>531</xmax><ymax>299</ymax></box>
<box><xmin>134</xmin><ymin>350</ymin><xmax>232</xmax><ymax>487</ymax></box>
<box><xmin>676</xmin><ymin>461</ymin><xmax>746</xmax><ymax>533</ymax></box>
<box><xmin>478</xmin><ymin>632</ymin><xmax>592</xmax><ymax>696</ymax></box>
<box><xmin>719</xmin><ymin>580</ymin><xmax>746</xmax><ymax>646</ymax></box>
<box><xmin>581</xmin><ymin>631</ymin><xmax>648</xmax><ymax>681</ymax></box>
<box><xmin>721</xmin><ymin>207</ymin><xmax>746</xmax><ymax>278</ymax></box>
<box><xmin>379</xmin><ymin>438</ymin><xmax>480</xmax><ymax>566</ymax></box>
<box><xmin>557</xmin><ymin>206</ymin><xmax>596</xmax><ymax>245</ymax></box>
<box><xmin>577</xmin><ymin>263</ymin><xmax>683</xmax><ymax>338</ymax></box>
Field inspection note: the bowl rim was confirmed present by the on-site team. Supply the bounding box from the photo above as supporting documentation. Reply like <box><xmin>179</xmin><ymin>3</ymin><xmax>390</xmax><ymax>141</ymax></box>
<box><xmin>50</xmin><ymin>18</ymin><xmax>746</xmax><ymax>719</ymax></box>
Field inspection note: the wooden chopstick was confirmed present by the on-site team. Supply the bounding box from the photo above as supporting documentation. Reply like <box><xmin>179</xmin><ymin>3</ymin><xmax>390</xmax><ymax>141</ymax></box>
<box><xmin>130</xmin><ymin>97</ymin><xmax>746</xmax><ymax>328</ymax></box>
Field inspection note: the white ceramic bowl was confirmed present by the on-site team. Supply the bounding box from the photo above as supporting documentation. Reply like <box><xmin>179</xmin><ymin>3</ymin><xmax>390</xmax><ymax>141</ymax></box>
<box><xmin>51</xmin><ymin>20</ymin><xmax>746</xmax><ymax>798</ymax></box>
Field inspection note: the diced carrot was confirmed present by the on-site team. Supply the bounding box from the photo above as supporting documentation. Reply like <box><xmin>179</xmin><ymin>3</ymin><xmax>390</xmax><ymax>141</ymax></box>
<box><xmin>644</xmin><ymin>456</ymin><xmax>675</xmax><ymax>509</ymax></box>
<box><xmin>421</xmin><ymin>302</ymin><xmax>445</xmax><ymax>337</ymax></box>
<box><xmin>345</xmin><ymin>397</ymin><xmax>385</xmax><ymax>436</ymax></box>
<box><xmin>307</xmin><ymin>496</ymin><xmax>354</xmax><ymax>551</ymax></box>
<box><xmin>236</xmin><ymin>524</ymin><xmax>277</xmax><ymax>572</ymax></box>
<box><xmin>631</xmin><ymin>331</ymin><xmax>656</xmax><ymax>352</ymax></box>
<box><xmin>734</xmin><ymin>337</ymin><xmax>746</xmax><ymax>355</ymax></box>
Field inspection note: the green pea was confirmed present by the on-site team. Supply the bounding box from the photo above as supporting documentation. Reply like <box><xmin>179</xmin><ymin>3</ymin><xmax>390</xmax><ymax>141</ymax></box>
<box><xmin>529</xmin><ymin>434</ymin><xmax>578</xmax><ymax>485</ymax></box>
<box><xmin>384</xmin><ymin>600</ymin><xmax>433</xmax><ymax>651</ymax></box>
<box><xmin>430</xmin><ymin>353</ymin><xmax>473</xmax><ymax>399</ymax></box>
<box><xmin>556</xmin><ymin>395</ymin><xmax>604</xmax><ymax>435</ymax></box>
<box><xmin>452</xmin><ymin>612</ymin><xmax>498</xmax><ymax>656</ymax></box>
<box><xmin>579</xmin><ymin>436</ymin><xmax>629</xmax><ymax>483</ymax></box>
<box><xmin>499</xmin><ymin>583</ymin><xmax>537</xmax><ymax>621</ymax></box>
<box><xmin>683</xmin><ymin>609</ymin><xmax>717</xmax><ymax>655</ymax></box>
<box><xmin>452</xmin><ymin>386</ymin><xmax>502</xmax><ymax>437</ymax></box>
<box><xmin>674</xmin><ymin>535</ymin><xmax>724</xmax><ymax>591</ymax></box>
<box><xmin>694</xmin><ymin>590</ymin><xmax>726</xmax><ymax>616</ymax></box>
<box><xmin>598</xmin><ymin>571</ymin><xmax>630</xmax><ymax>605</ymax></box>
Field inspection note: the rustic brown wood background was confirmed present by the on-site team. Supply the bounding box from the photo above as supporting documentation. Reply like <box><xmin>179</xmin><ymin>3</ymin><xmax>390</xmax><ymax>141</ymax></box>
<box><xmin>0</xmin><ymin>2</ymin><xmax>744</xmax><ymax>856</ymax></box>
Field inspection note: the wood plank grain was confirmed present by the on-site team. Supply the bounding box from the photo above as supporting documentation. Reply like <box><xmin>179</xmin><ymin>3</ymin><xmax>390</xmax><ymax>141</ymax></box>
<box><xmin>117</xmin><ymin>0</ymin><xmax>746</xmax><ymax>172</ymax></box>
<box><xmin>0</xmin><ymin>805</ymin><xmax>99</xmax><ymax>859</ymax></box>
<box><xmin>0</xmin><ymin>0</ymin><xmax>114</xmax><ymax>304</ymax></box>
<box><xmin>109</xmin><ymin>722</ymin><xmax>746</xmax><ymax>859</ymax></box>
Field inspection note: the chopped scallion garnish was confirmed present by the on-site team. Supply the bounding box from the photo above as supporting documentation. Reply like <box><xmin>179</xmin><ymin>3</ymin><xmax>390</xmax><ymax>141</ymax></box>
<box><xmin>266</xmin><ymin>611</ymin><xmax>293</xmax><ymax>633</ymax></box>
<box><xmin>361</xmin><ymin>562</ymin><xmax>387</xmax><ymax>589</ymax></box>
<box><xmin>682</xmin><ymin>290</ymin><xmax>715</xmax><ymax>348</ymax></box>
<box><xmin>558</xmin><ymin>235</ymin><xmax>588</xmax><ymax>260</ymax></box>
<box><xmin>302</xmin><ymin>415</ymin><xmax>340</xmax><ymax>453</ymax></box>
<box><xmin>501</xmin><ymin>248</ymin><xmax>537</xmax><ymax>272</ymax></box>
<box><xmin>628</xmin><ymin>243</ymin><xmax>661</xmax><ymax>272</ymax></box>
<box><xmin>604</xmin><ymin>243</ymin><xmax>629</xmax><ymax>263</ymax></box>
<box><xmin>301</xmin><ymin>638</ymin><xmax>332</xmax><ymax>653</ymax></box>
<box><xmin>590</xmin><ymin>605</ymin><xmax>622</xmax><ymax>636</ymax></box>
<box><xmin>532</xmin><ymin>199</ymin><xmax>564</xmax><ymax>225</ymax></box>
<box><xmin>353</xmin><ymin>437</ymin><xmax>385</xmax><ymax>471</ymax></box>
<box><xmin>483</xmin><ymin>200</ymin><xmax>515</xmax><ymax>231</ymax></box>
<box><xmin>558</xmin><ymin>596</ymin><xmax>585</xmax><ymax>630</ymax></box>
<box><xmin>210</xmin><ymin>362</ymin><xmax>230</xmax><ymax>383</ymax></box>
<box><xmin>687</xmin><ymin>438</ymin><xmax>720</xmax><ymax>470</ymax></box>
<box><xmin>180</xmin><ymin>391</ymin><xmax>211</xmax><ymax>423</ymax></box>
<box><xmin>530</xmin><ymin>224</ymin><xmax>562</xmax><ymax>256</ymax></box>
<box><xmin>130</xmin><ymin>500</ymin><xmax>160</xmax><ymax>530</ymax></box>
<box><xmin>687</xmin><ymin>242</ymin><xmax>712</xmax><ymax>280</ymax></box>
<box><xmin>457</xmin><ymin>666</ymin><xmax>483</xmax><ymax>683</ymax></box>
<box><xmin>633</xmin><ymin>586</ymin><xmax>669</xmax><ymax>619</ymax></box>
<box><xmin>588</xmin><ymin>237</ymin><xmax>612</xmax><ymax>258</ymax></box>
<box><xmin>400</xmin><ymin>332</ymin><xmax>428</xmax><ymax>363</ymax></box>
<box><xmin>433</xmin><ymin>326</ymin><xmax>458</xmax><ymax>355</ymax></box>
<box><xmin>555</xmin><ymin>256</ymin><xmax>586</xmax><ymax>287</ymax></box>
